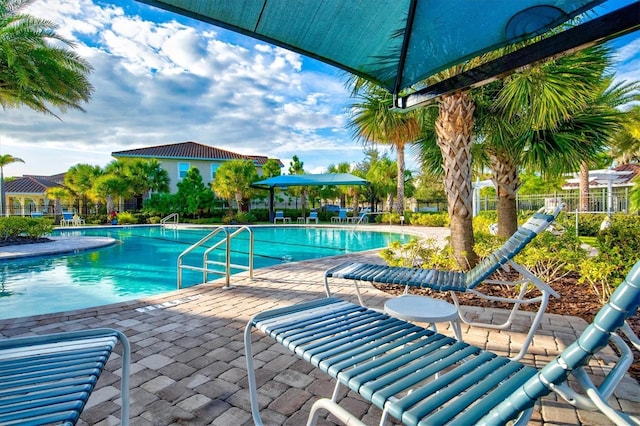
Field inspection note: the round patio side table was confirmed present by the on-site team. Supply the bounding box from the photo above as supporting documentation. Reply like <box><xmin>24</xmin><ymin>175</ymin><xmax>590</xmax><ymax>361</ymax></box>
<box><xmin>384</xmin><ymin>295</ymin><xmax>463</xmax><ymax>341</ymax></box>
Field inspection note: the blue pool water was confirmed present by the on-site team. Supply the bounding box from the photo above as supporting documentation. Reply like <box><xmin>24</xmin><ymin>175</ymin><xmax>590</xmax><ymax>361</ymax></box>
<box><xmin>0</xmin><ymin>226</ymin><xmax>410</xmax><ymax>319</ymax></box>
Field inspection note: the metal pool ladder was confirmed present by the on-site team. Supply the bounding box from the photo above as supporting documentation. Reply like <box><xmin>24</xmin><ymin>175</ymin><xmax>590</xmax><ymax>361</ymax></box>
<box><xmin>177</xmin><ymin>225</ymin><xmax>254</xmax><ymax>289</ymax></box>
<box><xmin>161</xmin><ymin>212</ymin><xmax>179</xmax><ymax>228</ymax></box>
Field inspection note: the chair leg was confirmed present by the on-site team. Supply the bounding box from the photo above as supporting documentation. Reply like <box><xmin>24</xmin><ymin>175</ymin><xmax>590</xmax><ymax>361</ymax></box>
<box><xmin>244</xmin><ymin>321</ymin><xmax>264</xmax><ymax>426</ymax></box>
<box><xmin>307</xmin><ymin>399</ymin><xmax>366</xmax><ymax>426</ymax></box>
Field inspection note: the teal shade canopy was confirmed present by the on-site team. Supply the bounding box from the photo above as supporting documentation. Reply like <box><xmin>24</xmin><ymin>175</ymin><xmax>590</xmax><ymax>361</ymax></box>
<box><xmin>135</xmin><ymin>0</ymin><xmax>604</xmax><ymax>94</ymax></box>
<box><xmin>252</xmin><ymin>173</ymin><xmax>368</xmax><ymax>189</ymax></box>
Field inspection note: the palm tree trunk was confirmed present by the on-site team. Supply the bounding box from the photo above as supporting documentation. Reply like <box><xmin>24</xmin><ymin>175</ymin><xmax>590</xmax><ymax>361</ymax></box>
<box><xmin>579</xmin><ymin>161</ymin><xmax>590</xmax><ymax>212</ymax></box>
<box><xmin>396</xmin><ymin>144</ymin><xmax>405</xmax><ymax>213</ymax></box>
<box><xmin>488</xmin><ymin>149</ymin><xmax>520</xmax><ymax>237</ymax></box>
<box><xmin>0</xmin><ymin>167</ymin><xmax>5</xmax><ymax>216</ymax></box>
<box><xmin>436</xmin><ymin>92</ymin><xmax>478</xmax><ymax>269</ymax></box>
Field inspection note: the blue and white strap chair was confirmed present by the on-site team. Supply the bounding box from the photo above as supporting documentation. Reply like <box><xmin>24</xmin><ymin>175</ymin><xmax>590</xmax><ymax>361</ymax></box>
<box><xmin>325</xmin><ymin>204</ymin><xmax>565</xmax><ymax>360</ymax></box>
<box><xmin>0</xmin><ymin>328</ymin><xmax>130</xmax><ymax>425</ymax></box>
<box><xmin>307</xmin><ymin>210</ymin><xmax>319</xmax><ymax>224</ymax></box>
<box><xmin>245</xmin><ymin>260</ymin><xmax>640</xmax><ymax>426</ymax></box>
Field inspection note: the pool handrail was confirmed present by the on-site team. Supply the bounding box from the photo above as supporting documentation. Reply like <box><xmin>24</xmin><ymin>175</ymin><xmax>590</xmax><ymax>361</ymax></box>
<box><xmin>177</xmin><ymin>225</ymin><xmax>254</xmax><ymax>289</ymax></box>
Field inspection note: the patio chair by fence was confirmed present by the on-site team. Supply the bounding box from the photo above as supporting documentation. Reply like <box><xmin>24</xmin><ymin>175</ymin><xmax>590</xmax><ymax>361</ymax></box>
<box><xmin>331</xmin><ymin>208</ymin><xmax>348</xmax><ymax>223</ymax></box>
<box><xmin>306</xmin><ymin>211</ymin><xmax>319</xmax><ymax>224</ymax></box>
<box><xmin>60</xmin><ymin>211</ymin><xmax>74</xmax><ymax>226</ymax></box>
<box><xmin>72</xmin><ymin>214</ymin><xmax>86</xmax><ymax>226</ymax></box>
<box><xmin>244</xmin><ymin>260</ymin><xmax>640</xmax><ymax>426</ymax></box>
<box><xmin>325</xmin><ymin>204</ymin><xmax>565</xmax><ymax>360</ymax></box>
<box><xmin>0</xmin><ymin>328</ymin><xmax>130</xmax><ymax>425</ymax></box>
<box><xmin>273</xmin><ymin>210</ymin><xmax>290</xmax><ymax>224</ymax></box>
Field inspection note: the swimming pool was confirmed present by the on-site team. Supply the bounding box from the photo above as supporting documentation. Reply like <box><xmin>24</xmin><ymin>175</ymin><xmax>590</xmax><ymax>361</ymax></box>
<box><xmin>0</xmin><ymin>226</ymin><xmax>410</xmax><ymax>319</ymax></box>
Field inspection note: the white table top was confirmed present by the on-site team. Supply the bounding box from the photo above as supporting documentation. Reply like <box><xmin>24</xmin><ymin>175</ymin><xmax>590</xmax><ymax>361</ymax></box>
<box><xmin>384</xmin><ymin>295</ymin><xmax>459</xmax><ymax>323</ymax></box>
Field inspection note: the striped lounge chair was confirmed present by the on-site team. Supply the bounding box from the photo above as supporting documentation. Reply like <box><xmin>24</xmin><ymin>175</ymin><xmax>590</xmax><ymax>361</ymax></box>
<box><xmin>244</xmin><ymin>259</ymin><xmax>640</xmax><ymax>426</ymax></box>
<box><xmin>324</xmin><ymin>204</ymin><xmax>565</xmax><ymax>360</ymax></box>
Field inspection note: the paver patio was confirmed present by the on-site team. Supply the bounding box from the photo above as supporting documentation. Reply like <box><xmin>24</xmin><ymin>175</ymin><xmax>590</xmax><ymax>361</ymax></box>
<box><xmin>0</xmin><ymin>225</ymin><xmax>638</xmax><ymax>425</ymax></box>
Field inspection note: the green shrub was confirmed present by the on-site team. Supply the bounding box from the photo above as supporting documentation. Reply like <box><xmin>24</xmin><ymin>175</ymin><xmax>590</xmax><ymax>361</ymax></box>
<box><xmin>376</xmin><ymin>212</ymin><xmax>404</xmax><ymax>225</ymax></box>
<box><xmin>595</xmin><ymin>219</ymin><xmax>640</xmax><ymax>282</ymax></box>
<box><xmin>515</xmin><ymin>230</ymin><xmax>586</xmax><ymax>283</ymax></box>
<box><xmin>379</xmin><ymin>238</ymin><xmax>457</xmax><ymax>270</ymax></box>
<box><xmin>0</xmin><ymin>217</ymin><xmax>53</xmax><ymax>240</ymax></box>
<box><xmin>408</xmin><ymin>212</ymin><xmax>449</xmax><ymax>227</ymax></box>
<box><xmin>116</xmin><ymin>212</ymin><xmax>136</xmax><ymax>224</ymax></box>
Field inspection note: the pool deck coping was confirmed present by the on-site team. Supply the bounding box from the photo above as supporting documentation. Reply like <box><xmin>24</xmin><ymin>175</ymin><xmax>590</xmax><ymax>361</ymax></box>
<box><xmin>0</xmin><ymin>224</ymin><xmax>638</xmax><ymax>425</ymax></box>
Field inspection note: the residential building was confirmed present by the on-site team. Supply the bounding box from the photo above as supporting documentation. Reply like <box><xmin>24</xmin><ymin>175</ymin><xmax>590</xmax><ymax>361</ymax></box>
<box><xmin>4</xmin><ymin>174</ymin><xmax>64</xmax><ymax>216</ymax></box>
<box><xmin>112</xmin><ymin>141</ymin><xmax>282</xmax><ymax>193</ymax></box>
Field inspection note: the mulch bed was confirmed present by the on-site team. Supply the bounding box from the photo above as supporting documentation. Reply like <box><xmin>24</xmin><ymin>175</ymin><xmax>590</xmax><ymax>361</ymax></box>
<box><xmin>375</xmin><ymin>271</ymin><xmax>640</xmax><ymax>383</ymax></box>
<box><xmin>0</xmin><ymin>236</ymin><xmax>52</xmax><ymax>247</ymax></box>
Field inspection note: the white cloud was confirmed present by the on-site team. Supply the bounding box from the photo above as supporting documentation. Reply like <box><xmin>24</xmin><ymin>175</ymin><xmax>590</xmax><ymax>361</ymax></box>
<box><xmin>5</xmin><ymin>0</ymin><xmax>360</xmax><ymax>178</ymax></box>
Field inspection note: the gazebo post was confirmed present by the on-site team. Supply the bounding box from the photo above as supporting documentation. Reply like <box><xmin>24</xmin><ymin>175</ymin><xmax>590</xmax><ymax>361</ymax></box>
<box><xmin>269</xmin><ymin>187</ymin><xmax>275</xmax><ymax>223</ymax></box>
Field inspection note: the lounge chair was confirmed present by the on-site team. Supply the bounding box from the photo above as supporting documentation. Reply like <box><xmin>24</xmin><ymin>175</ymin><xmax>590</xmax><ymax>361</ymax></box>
<box><xmin>60</xmin><ymin>211</ymin><xmax>74</xmax><ymax>226</ymax></box>
<box><xmin>0</xmin><ymin>328</ymin><xmax>131</xmax><ymax>425</ymax></box>
<box><xmin>30</xmin><ymin>211</ymin><xmax>43</xmax><ymax>218</ymax></box>
<box><xmin>273</xmin><ymin>210</ymin><xmax>290</xmax><ymax>224</ymax></box>
<box><xmin>325</xmin><ymin>204</ymin><xmax>565</xmax><ymax>360</ymax></box>
<box><xmin>306</xmin><ymin>210</ymin><xmax>319</xmax><ymax>224</ymax></box>
<box><xmin>331</xmin><ymin>208</ymin><xmax>348</xmax><ymax>223</ymax></box>
<box><xmin>72</xmin><ymin>214</ymin><xmax>85</xmax><ymax>226</ymax></box>
<box><xmin>244</xmin><ymin>260</ymin><xmax>640</xmax><ymax>426</ymax></box>
<box><xmin>350</xmin><ymin>210</ymin><xmax>369</xmax><ymax>224</ymax></box>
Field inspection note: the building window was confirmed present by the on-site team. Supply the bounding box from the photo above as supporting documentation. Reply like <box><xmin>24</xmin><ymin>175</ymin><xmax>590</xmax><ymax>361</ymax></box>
<box><xmin>211</xmin><ymin>164</ymin><xmax>220</xmax><ymax>180</ymax></box>
<box><xmin>178</xmin><ymin>162</ymin><xmax>190</xmax><ymax>179</ymax></box>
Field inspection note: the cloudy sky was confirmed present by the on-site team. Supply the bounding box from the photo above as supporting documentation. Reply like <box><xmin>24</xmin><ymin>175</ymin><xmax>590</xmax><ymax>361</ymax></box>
<box><xmin>2</xmin><ymin>0</ymin><xmax>639</xmax><ymax>178</ymax></box>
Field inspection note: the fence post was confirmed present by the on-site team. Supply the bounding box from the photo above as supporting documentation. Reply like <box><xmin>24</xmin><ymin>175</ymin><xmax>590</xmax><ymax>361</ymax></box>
<box><xmin>575</xmin><ymin>209</ymin><xmax>579</xmax><ymax>237</ymax></box>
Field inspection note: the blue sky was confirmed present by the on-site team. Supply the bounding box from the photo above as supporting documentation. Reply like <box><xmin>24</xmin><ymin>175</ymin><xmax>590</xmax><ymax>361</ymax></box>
<box><xmin>2</xmin><ymin>0</ymin><xmax>639</xmax><ymax>178</ymax></box>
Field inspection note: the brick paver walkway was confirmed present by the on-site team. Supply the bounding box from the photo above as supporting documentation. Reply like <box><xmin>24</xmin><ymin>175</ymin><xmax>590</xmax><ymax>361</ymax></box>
<box><xmin>0</xmin><ymin>226</ymin><xmax>638</xmax><ymax>425</ymax></box>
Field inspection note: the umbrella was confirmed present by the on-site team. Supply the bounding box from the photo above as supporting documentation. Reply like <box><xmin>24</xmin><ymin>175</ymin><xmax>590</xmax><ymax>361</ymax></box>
<box><xmin>136</xmin><ymin>0</ymin><xmax>639</xmax><ymax>108</ymax></box>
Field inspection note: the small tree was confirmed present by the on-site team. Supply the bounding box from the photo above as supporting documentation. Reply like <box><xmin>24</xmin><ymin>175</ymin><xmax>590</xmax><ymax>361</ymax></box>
<box><xmin>175</xmin><ymin>168</ymin><xmax>213</xmax><ymax>217</ymax></box>
<box><xmin>211</xmin><ymin>160</ymin><xmax>259</xmax><ymax>216</ymax></box>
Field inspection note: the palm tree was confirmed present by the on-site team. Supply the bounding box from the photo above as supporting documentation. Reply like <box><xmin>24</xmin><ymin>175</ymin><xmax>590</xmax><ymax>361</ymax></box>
<box><xmin>348</xmin><ymin>82</ymin><xmax>422</xmax><ymax>215</ymax></box>
<box><xmin>611</xmin><ymin>105</ymin><xmax>640</xmax><ymax>164</ymax></box>
<box><xmin>0</xmin><ymin>154</ymin><xmax>24</xmax><ymax>215</ymax></box>
<box><xmin>485</xmin><ymin>45</ymin><xmax>638</xmax><ymax>234</ymax></box>
<box><xmin>63</xmin><ymin>164</ymin><xmax>103</xmax><ymax>215</ymax></box>
<box><xmin>211</xmin><ymin>160</ymin><xmax>259</xmax><ymax>216</ymax></box>
<box><xmin>434</xmin><ymin>92</ymin><xmax>478</xmax><ymax>267</ymax></box>
<box><xmin>0</xmin><ymin>0</ymin><xmax>93</xmax><ymax>117</ymax></box>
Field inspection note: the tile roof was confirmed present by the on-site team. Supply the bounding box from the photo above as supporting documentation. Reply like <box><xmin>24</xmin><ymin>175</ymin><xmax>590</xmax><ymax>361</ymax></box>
<box><xmin>111</xmin><ymin>141</ymin><xmax>281</xmax><ymax>166</ymax></box>
<box><xmin>5</xmin><ymin>175</ymin><xmax>63</xmax><ymax>194</ymax></box>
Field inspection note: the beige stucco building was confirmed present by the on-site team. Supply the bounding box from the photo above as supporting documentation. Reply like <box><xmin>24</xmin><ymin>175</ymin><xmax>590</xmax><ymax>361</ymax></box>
<box><xmin>112</xmin><ymin>141</ymin><xmax>282</xmax><ymax>193</ymax></box>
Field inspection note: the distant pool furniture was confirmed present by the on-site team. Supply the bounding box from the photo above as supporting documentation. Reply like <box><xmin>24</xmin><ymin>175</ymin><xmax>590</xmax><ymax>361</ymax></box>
<box><xmin>325</xmin><ymin>204</ymin><xmax>565</xmax><ymax>361</ymax></box>
<box><xmin>306</xmin><ymin>211</ymin><xmax>319</xmax><ymax>224</ymax></box>
<box><xmin>0</xmin><ymin>328</ymin><xmax>131</xmax><ymax>425</ymax></box>
<box><xmin>350</xmin><ymin>210</ymin><xmax>369</xmax><ymax>224</ymax></box>
<box><xmin>244</xmin><ymin>259</ymin><xmax>640</xmax><ymax>426</ymax></box>
<box><xmin>60</xmin><ymin>211</ymin><xmax>74</xmax><ymax>226</ymax></box>
<box><xmin>274</xmin><ymin>210</ymin><xmax>290</xmax><ymax>224</ymax></box>
<box><xmin>331</xmin><ymin>208</ymin><xmax>348</xmax><ymax>223</ymax></box>
<box><xmin>30</xmin><ymin>211</ymin><xmax>43</xmax><ymax>218</ymax></box>
<box><xmin>72</xmin><ymin>214</ymin><xmax>86</xmax><ymax>226</ymax></box>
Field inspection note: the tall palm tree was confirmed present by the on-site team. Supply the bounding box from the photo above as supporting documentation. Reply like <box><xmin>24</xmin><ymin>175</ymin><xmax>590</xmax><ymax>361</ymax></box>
<box><xmin>64</xmin><ymin>164</ymin><xmax>102</xmax><ymax>215</ymax></box>
<box><xmin>0</xmin><ymin>0</ymin><xmax>93</xmax><ymax>116</ymax></box>
<box><xmin>0</xmin><ymin>154</ymin><xmax>24</xmax><ymax>215</ymax></box>
<box><xmin>486</xmin><ymin>45</ymin><xmax>638</xmax><ymax>235</ymax></box>
<box><xmin>435</xmin><ymin>92</ymin><xmax>478</xmax><ymax>267</ymax></box>
<box><xmin>348</xmin><ymin>82</ymin><xmax>422</xmax><ymax>214</ymax></box>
